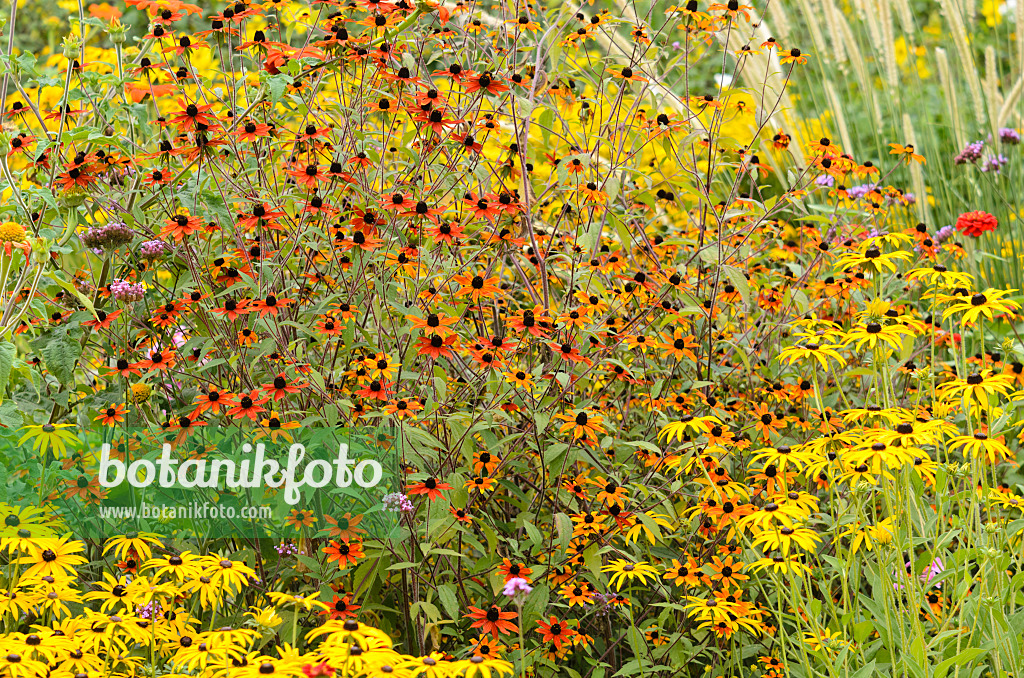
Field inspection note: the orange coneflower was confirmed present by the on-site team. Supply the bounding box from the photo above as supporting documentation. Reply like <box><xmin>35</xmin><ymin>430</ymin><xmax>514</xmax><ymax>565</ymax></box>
<box><xmin>466</xmin><ymin>605</ymin><xmax>519</xmax><ymax>637</ymax></box>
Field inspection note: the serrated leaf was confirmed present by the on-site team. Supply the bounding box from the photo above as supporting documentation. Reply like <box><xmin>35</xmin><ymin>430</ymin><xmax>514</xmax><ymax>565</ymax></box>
<box><xmin>37</xmin><ymin>328</ymin><xmax>82</xmax><ymax>386</ymax></box>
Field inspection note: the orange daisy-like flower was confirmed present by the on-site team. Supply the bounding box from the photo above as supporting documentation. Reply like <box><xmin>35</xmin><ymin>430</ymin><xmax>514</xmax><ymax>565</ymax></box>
<box><xmin>192</xmin><ymin>388</ymin><xmax>232</xmax><ymax>417</ymax></box>
<box><xmin>463</xmin><ymin>72</ymin><xmax>509</xmax><ymax>94</ymax></box>
<box><xmin>407</xmin><ymin>477</ymin><xmax>453</xmax><ymax>501</ymax></box>
<box><xmin>536</xmin><ymin>616</ymin><xmax>576</xmax><ymax>650</ymax></box>
<box><xmin>322</xmin><ymin>539</ymin><xmax>365</xmax><ymax>569</ymax></box>
<box><xmin>452</xmin><ymin>271</ymin><xmax>502</xmax><ymax>302</ymax></box>
<box><xmin>160</xmin><ymin>213</ymin><xmax>205</xmax><ymax>242</ymax></box>
<box><xmin>779</xmin><ymin>47</ymin><xmax>807</xmax><ymax>64</ymax></box>
<box><xmin>416</xmin><ymin>334</ymin><xmax>458</xmax><ymax>359</ymax></box>
<box><xmin>889</xmin><ymin>142</ymin><xmax>926</xmax><ymax>165</ymax></box>
<box><xmin>136</xmin><ymin>349</ymin><xmax>176</xmax><ymax>373</ymax></box>
<box><xmin>322</xmin><ymin>594</ymin><xmax>360</xmax><ymax>620</ymax></box>
<box><xmin>166</xmin><ymin>98</ymin><xmax>216</xmax><ymax>130</ymax></box>
<box><xmin>498</xmin><ymin>558</ymin><xmax>533</xmax><ymax>583</ymax></box>
<box><xmin>286</xmin><ymin>163</ymin><xmax>327</xmax><ymax>190</ymax></box>
<box><xmin>355</xmin><ymin>379</ymin><xmax>393</xmax><ymax>401</ymax></box>
<box><xmin>249</xmin><ymin>294</ymin><xmax>293</xmax><ymax>318</ymax></box>
<box><xmin>224</xmin><ymin>390</ymin><xmax>268</xmax><ymax>421</ymax></box>
<box><xmin>466</xmin><ymin>605</ymin><xmax>519</xmax><ymax>637</ymax></box>
<box><xmin>94</xmin><ymin>404</ymin><xmax>129</xmax><ymax>426</ymax></box>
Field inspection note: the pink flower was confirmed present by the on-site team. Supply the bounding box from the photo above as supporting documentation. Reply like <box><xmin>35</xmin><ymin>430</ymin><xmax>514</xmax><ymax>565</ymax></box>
<box><xmin>503</xmin><ymin>577</ymin><xmax>533</xmax><ymax>597</ymax></box>
<box><xmin>921</xmin><ymin>557</ymin><xmax>943</xmax><ymax>587</ymax></box>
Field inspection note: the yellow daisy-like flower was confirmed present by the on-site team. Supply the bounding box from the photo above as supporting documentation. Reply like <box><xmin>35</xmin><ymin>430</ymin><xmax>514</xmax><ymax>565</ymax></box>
<box><xmin>103</xmin><ymin>532</ymin><xmax>162</xmax><ymax>562</ymax></box>
<box><xmin>778</xmin><ymin>341</ymin><xmax>847</xmax><ymax>370</ymax></box>
<box><xmin>601</xmin><ymin>559</ymin><xmax>660</xmax><ymax>590</ymax></box>
<box><xmin>19</xmin><ymin>537</ymin><xmax>87</xmax><ymax>579</ymax></box>
<box><xmin>17</xmin><ymin>423</ymin><xmax>80</xmax><ymax>458</ymax></box>
<box><xmin>947</xmin><ymin>432</ymin><xmax>1013</xmax><ymax>464</ymax></box>
<box><xmin>457</xmin><ymin>656</ymin><xmax>515</xmax><ymax>678</ymax></box>
<box><xmin>943</xmin><ymin>288</ymin><xmax>1020</xmax><ymax>326</ymax></box>
<box><xmin>265</xmin><ymin>591</ymin><xmax>330</xmax><ymax>612</ymax></box>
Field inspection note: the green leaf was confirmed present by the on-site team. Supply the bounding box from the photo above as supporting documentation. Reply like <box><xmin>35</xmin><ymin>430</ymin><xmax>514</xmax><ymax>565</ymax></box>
<box><xmin>554</xmin><ymin>513</ymin><xmax>572</xmax><ymax>552</ymax></box>
<box><xmin>848</xmin><ymin>661</ymin><xmax>875</xmax><ymax>678</ymax></box>
<box><xmin>436</xmin><ymin>583</ymin><xmax>459</xmax><ymax>619</ymax></box>
<box><xmin>37</xmin><ymin>328</ymin><xmax>82</xmax><ymax>386</ymax></box>
<box><xmin>0</xmin><ymin>341</ymin><xmax>15</xmax><ymax>402</ymax></box>
<box><xmin>720</xmin><ymin>264</ymin><xmax>750</xmax><ymax>305</ymax></box>
<box><xmin>51</xmin><ymin>275</ymin><xmax>98</xmax><ymax>321</ymax></box>
<box><xmin>934</xmin><ymin>647</ymin><xmax>990</xmax><ymax>678</ymax></box>
<box><xmin>296</xmin><ymin>554</ymin><xmax>323</xmax><ymax>576</ymax></box>
<box><xmin>521</xmin><ymin>583</ymin><xmax>549</xmax><ymax>627</ymax></box>
<box><xmin>267</xmin><ymin>75</ymin><xmax>290</xmax><ymax>104</ymax></box>
<box><xmin>626</xmin><ymin>627</ymin><xmax>647</xmax><ymax>660</ymax></box>
<box><xmin>583</xmin><ymin>543</ymin><xmax>602</xmax><ymax>585</ymax></box>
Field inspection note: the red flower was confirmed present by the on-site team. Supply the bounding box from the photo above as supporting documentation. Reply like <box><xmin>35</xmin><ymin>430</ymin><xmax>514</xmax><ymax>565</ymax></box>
<box><xmin>955</xmin><ymin>211</ymin><xmax>997</xmax><ymax>237</ymax></box>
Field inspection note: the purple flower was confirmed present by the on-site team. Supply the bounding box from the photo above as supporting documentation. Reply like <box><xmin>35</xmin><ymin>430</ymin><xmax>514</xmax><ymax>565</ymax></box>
<box><xmin>814</xmin><ymin>174</ymin><xmax>835</xmax><ymax>187</ymax></box>
<box><xmin>276</xmin><ymin>541</ymin><xmax>299</xmax><ymax>555</ymax></box>
<box><xmin>110</xmin><ymin>279</ymin><xmax>145</xmax><ymax>302</ymax></box>
<box><xmin>999</xmin><ymin>128</ymin><xmax>1021</xmax><ymax>144</ymax></box>
<box><xmin>140</xmin><ymin>239</ymin><xmax>171</xmax><ymax>261</ymax></box>
<box><xmin>136</xmin><ymin>602</ymin><xmax>163</xmax><ymax>619</ymax></box>
<box><xmin>954</xmin><ymin>140</ymin><xmax>985</xmax><ymax>165</ymax></box>
<box><xmin>981</xmin><ymin>154</ymin><xmax>1008</xmax><ymax>173</ymax></box>
<box><xmin>503</xmin><ymin>577</ymin><xmax>533</xmax><ymax>598</ymax></box>
<box><xmin>934</xmin><ymin>225</ymin><xmax>955</xmax><ymax>243</ymax></box>
<box><xmin>921</xmin><ymin>557</ymin><xmax>943</xmax><ymax>587</ymax></box>
<box><xmin>80</xmin><ymin>222</ymin><xmax>135</xmax><ymax>250</ymax></box>
<box><xmin>847</xmin><ymin>183</ymin><xmax>877</xmax><ymax>200</ymax></box>
<box><xmin>383</xmin><ymin>492</ymin><xmax>414</xmax><ymax>513</ymax></box>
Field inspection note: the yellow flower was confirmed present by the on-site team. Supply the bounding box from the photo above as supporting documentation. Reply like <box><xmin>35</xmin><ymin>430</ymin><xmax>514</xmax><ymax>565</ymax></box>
<box><xmin>602</xmin><ymin>559</ymin><xmax>660</xmax><ymax>590</ymax></box>
<box><xmin>939</xmin><ymin>370</ymin><xmax>1014</xmax><ymax>408</ymax></box>
<box><xmin>246</xmin><ymin>605</ymin><xmax>285</xmax><ymax>629</ymax></box>
<box><xmin>456</xmin><ymin>656</ymin><xmax>515</xmax><ymax>678</ymax></box>
<box><xmin>753</xmin><ymin>524</ymin><xmax>823</xmax><ymax>557</ymax></box>
<box><xmin>19</xmin><ymin>537</ymin><xmax>87</xmax><ymax>579</ymax></box>
<box><xmin>0</xmin><ymin>222</ymin><xmax>27</xmax><ymax>243</ymax></box>
<box><xmin>943</xmin><ymin>288</ymin><xmax>1020</xmax><ymax>326</ymax></box>
<box><xmin>17</xmin><ymin>423</ymin><xmax>80</xmax><ymax>458</ymax></box>
<box><xmin>103</xmin><ymin>532</ymin><xmax>162</xmax><ymax>562</ymax></box>
<box><xmin>779</xmin><ymin>341</ymin><xmax>846</xmax><ymax>369</ymax></box>
<box><xmin>948</xmin><ymin>432</ymin><xmax>1013</xmax><ymax>464</ymax></box>
<box><xmin>839</xmin><ymin>517</ymin><xmax>895</xmax><ymax>555</ymax></box>
<box><xmin>130</xmin><ymin>383</ymin><xmax>152</xmax><ymax>403</ymax></box>
<box><xmin>658</xmin><ymin>415</ymin><xmax>722</xmax><ymax>444</ymax></box>
<box><xmin>843</xmin><ymin>321</ymin><xmax>913</xmax><ymax>353</ymax></box>
<box><xmin>265</xmin><ymin>591</ymin><xmax>330</xmax><ymax>612</ymax></box>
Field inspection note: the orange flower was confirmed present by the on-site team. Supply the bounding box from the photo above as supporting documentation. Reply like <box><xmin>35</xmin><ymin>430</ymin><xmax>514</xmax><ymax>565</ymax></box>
<box><xmin>452</xmin><ymin>271</ymin><xmax>501</xmax><ymax>302</ymax></box>
<box><xmin>407</xmin><ymin>477</ymin><xmax>453</xmax><ymax>501</ymax></box>
<box><xmin>322</xmin><ymin>539</ymin><xmax>365</xmax><ymax>569</ymax></box>
<box><xmin>536</xmin><ymin>616</ymin><xmax>576</xmax><ymax>650</ymax></box>
<box><xmin>466</xmin><ymin>605</ymin><xmax>519</xmax><ymax>636</ymax></box>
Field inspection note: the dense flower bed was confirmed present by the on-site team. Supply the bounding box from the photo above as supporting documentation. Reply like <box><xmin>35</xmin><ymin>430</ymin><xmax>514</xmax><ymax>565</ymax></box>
<box><xmin>0</xmin><ymin>0</ymin><xmax>1022</xmax><ymax>676</ymax></box>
